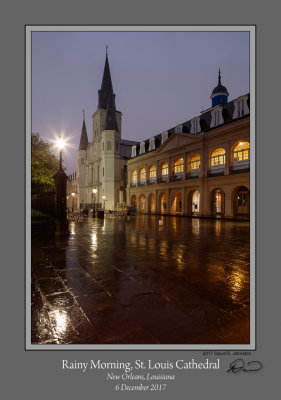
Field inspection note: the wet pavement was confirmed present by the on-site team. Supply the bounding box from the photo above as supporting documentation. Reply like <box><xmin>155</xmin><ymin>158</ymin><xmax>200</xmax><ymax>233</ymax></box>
<box><xmin>31</xmin><ymin>215</ymin><xmax>250</xmax><ymax>345</ymax></box>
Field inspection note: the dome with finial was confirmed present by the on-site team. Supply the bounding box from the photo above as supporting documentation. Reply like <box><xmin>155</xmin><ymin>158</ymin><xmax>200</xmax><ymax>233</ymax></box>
<box><xmin>210</xmin><ymin>69</ymin><xmax>229</xmax><ymax>107</ymax></box>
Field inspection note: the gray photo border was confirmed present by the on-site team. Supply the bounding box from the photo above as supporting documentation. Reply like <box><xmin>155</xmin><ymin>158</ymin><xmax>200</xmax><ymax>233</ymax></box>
<box><xmin>26</xmin><ymin>25</ymin><xmax>255</xmax><ymax>350</ymax></box>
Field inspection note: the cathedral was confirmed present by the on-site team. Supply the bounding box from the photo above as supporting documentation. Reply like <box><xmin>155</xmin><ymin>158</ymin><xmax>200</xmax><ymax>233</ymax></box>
<box><xmin>77</xmin><ymin>52</ymin><xmax>137</xmax><ymax>210</ymax></box>
<box><xmin>75</xmin><ymin>54</ymin><xmax>250</xmax><ymax>219</ymax></box>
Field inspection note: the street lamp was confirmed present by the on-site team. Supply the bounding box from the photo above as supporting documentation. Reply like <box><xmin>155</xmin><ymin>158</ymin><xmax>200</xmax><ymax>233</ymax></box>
<box><xmin>71</xmin><ymin>192</ymin><xmax>75</xmax><ymax>213</ymax></box>
<box><xmin>53</xmin><ymin>135</ymin><xmax>68</xmax><ymax>222</ymax></box>
<box><xmin>92</xmin><ymin>188</ymin><xmax>97</xmax><ymax>217</ymax></box>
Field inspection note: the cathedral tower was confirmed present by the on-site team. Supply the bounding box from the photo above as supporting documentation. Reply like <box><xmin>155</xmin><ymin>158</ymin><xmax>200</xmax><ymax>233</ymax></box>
<box><xmin>78</xmin><ymin>50</ymin><xmax>123</xmax><ymax>210</ymax></box>
<box><xmin>77</xmin><ymin>110</ymin><xmax>88</xmax><ymax>208</ymax></box>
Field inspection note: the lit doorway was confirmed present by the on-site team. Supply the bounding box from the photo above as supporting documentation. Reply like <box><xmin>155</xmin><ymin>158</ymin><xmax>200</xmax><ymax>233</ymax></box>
<box><xmin>192</xmin><ymin>190</ymin><xmax>200</xmax><ymax>215</ymax></box>
<box><xmin>148</xmin><ymin>193</ymin><xmax>155</xmax><ymax>213</ymax></box>
<box><xmin>159</xmin><ymin>193</ymin><xmax>167</xmax><ymax>213</ymax></box>
<box><xmin>171</xmin><ymin>191</ymin><xmax>183</xmax><ymax>214</ymax></box>
<box><xmin>235</xmin><ymin>186</ymin><xmax>250</xmax><ymax>216</ymax></box>
<box><xmin>212</xmin><ymin>189</ymin><xmax>225</xmax><ymax>216</ymax></box>
<box><xmin>139</xmin><ymin>195</ymin><xmax>146</xmax><ymax>213</ymax></box>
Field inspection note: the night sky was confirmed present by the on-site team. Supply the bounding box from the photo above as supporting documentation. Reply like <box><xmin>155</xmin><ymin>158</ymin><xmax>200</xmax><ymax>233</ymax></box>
<box><xmin>32</xmin><ymin>30</ymin><xmax>249</xmax><ymax>174</ymax></box>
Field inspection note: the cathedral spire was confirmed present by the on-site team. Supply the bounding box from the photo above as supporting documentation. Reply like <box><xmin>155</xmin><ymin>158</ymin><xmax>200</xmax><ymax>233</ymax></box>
<box><xmin>98</xmin><ymin>51</ymin><xmax>115</xmax><ymax>110</ymax></box>
<box><xmin>218</xmin><ymin>68</ymin><xmax>221</xmax><ymax>85</ymax></box>
<box><xmin>79</xmin><ymin>111</ymin><xmax>89</xmax><ymax>150</ymax></box>
<box><xmin>105</xmin><ymin>90</ymin><xmax>119</xmax><ymax>131</ymax></box>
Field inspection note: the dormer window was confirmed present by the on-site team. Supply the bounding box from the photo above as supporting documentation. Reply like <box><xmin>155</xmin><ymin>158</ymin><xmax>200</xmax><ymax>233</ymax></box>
<box><xmin>191</xmin><ymin>118</ymin><xmax>200</xmax><ymax>134</ymax></box>
<box><xmin>211</xmin><ymin>107</ymin><xmax>222</xmax><ymax>128</ymax></box>
<box><xmin>237</xmin><ymin>99</ymin><xmax>244</xmax><ymax>117</ymax></box>
<box><xmin>175</xmin><ymin>125</ymin><xmax>182</xmax><ymax>133</ymax></box>
<box><xmin>149</xmin><ymin>137</ymin><xmax>155</xmax><ymax>151</ymax></box>
<box><xmin>214</xmin><ymin>111</ymin><xmax>220</xmax><ymax>126</ymax></box>
<box><xmin>161</xmin><ymin>131</ymin><xmax>168</xmax><ymax>144</ymax></box>
<box><xmin>233</xmin><ymin>95</ymin><xmax>249</xmax><ymax>119</ymax></box>
<box><xmin>139</xmin><ymin>141</ymin><xmax>145</xmax><ymax>155</ymax></box>
<box><xmin>131</xmin><ymin>146</ymin><xmax>136</xmax><ymax>157</ymax></box>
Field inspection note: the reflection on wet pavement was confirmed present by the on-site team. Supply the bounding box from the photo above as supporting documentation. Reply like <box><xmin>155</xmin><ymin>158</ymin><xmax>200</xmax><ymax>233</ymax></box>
<box><xmin>31</xmin><ymin>215</ymin><xmax>250</xmax><ymax>344</ymax></box>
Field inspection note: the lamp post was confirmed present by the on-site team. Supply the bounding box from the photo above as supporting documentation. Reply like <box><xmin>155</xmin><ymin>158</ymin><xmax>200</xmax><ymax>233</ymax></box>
<box><xmin>71</xmin><ymin>192</ymin><xmax>75</xmax><ymax>212</ymax></box>
<box><xmin>53</xmin><ymin>136</ymin><xmax>68</xmax><ymax>221</ymax></box>
<box><xmin>92</xmin><ymin>188</ymin><xmax>97</xmax><ymax>217</ymax></box>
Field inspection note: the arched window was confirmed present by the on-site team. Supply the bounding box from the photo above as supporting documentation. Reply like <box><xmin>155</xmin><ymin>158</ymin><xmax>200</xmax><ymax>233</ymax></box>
<box><xmin>161</xmin><ymin>162</ymin><xmax>168</xmax><ymax>176</ymax></box>
<box><xmin>233</xmin><ymin>141</ymin><xmax>250</xmax><ymax>162</ymax></box>
<box><xmin>139</xmin><ymin>168</ymin><xmax>146</xmax><ymax>185</ymax></box>
<box><xmin>131</xmin><ymin>170</ymin><xmax>137</xmax><ymax>187</ymax></box>
<box><xmin>210</xmin><ymin>148</ymin><xmax>225</xmax><ymax>167</ymax></box>
<box><xmin>107</xmin><ymin>141</ymin><xmax>112</xmax><ymax>151</ymax></box>
<box><xmin>81</xmin><ymin>158</ymin><xmax>84</xmax><ymax>165</ymax></box>
<box><xmin>188</xmin><ymin>154</ymin><xmax>200</xmax><ymax>177</ymax></box>
<box><xmin>172</xmin><ymin>158</ymin><xmax>184</xmax><ymax>180</ymax></box>
<box><xmin>149</xmin><ymin>165</ymin><xmax>156</xmax><ymax>182</ymax></box>
<box><xmin>174</xmin><ymin>158</ymin><xmax>184</xmax><ymax>174</ymax></box>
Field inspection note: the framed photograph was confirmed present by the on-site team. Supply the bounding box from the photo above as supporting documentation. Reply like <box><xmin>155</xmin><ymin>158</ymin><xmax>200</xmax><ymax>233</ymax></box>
<box><xmin>26</xmin><ymin>26</ymin><xmax>255</xmax><ymax>351</ymax></box>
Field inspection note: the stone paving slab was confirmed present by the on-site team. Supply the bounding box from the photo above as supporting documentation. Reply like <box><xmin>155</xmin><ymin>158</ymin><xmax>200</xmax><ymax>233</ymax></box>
<box><xmin>31</xmin><ymin>215</ymin><xmax>250</xmax><ymax>345</ymax></box>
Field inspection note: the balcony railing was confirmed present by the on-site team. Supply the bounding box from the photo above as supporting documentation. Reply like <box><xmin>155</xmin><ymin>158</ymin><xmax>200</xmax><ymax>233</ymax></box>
<box><xmin>230</xmin><ymin>160</ymin><xmax>250</xmax><ymax>174</ymax></box>
<box><xmin>208</xmin><ymin>165</ymin><xmax>225</xmax><ymax>177</ymax></box>
<box><xmin>138</xmin><ymin>180</ymin><xmax>146</xmax><ymax>186</ymax></box>
<box><xmin>130</xmin><ymin>182</ymin><xmax>137</xmax><ymax>188</ymax></box>
<box><xmin>157</xmin><ymin>176</ymin><xmax>169</xmax><ymax>184</ymax></box>
<box><xmin>147</xmin><ymin>178</ymin><xmax>157</xmax><ymax>185</ymax></box>
<box><xmin>186</xmin><ymin>170</ymin><xmax>200</xmax><ymax>179</ymax></box>
<box><xmin>170</xmin><ymin>173</ymin><xmax>184</xmax><ymax>182</ymax></box>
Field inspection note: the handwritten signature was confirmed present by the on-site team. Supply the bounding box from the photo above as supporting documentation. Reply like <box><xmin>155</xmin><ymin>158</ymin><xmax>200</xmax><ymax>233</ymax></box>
<box><xmin>227</xmin><ymin>359</ymin><xmax>263</xmax><ymax>373</ymax></box>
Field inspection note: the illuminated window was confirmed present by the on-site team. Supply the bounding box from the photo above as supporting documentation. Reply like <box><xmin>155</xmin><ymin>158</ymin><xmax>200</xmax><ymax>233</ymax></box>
<box><xmin>174</xmin><ymin>158</ymin><xmax>184</xmax><ymax>174</ymax></box>
<box><xmin>233</xmin><ymin>142</ymin><xmax>250</xmax><ymax>162</ymax></box>
<box><xmin>131</xmin><ymin>170</ymin><xmax>137</xmax><ymax>185</ymax></box>
<box><xmin>210</xmin><ymin>148</ymin><xmax>225</xmax><ymax>167</ymax></box>
<box><xmin>161</xmin><ymin>162</ymin><xmax>168</xmax><ymax>176</ymax></box>
<box><xmin>140</xmin><ymin>168</ymin><xmax>146</xmax><ymax>182</ymax></box>
<box><xmin>149</xmin><ymin>165</ymin><xmax>156</xmax><ymax>180</ymax></box>
<box><xmin>189</xmin><ymin>154</ymin><xmax>200</xmax><ymax>171</ymax></box>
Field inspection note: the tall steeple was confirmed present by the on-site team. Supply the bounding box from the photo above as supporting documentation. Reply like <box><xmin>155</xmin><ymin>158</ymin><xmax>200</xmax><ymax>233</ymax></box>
<box><xmin>79</xmin><ymin>110</ymin><xmax>89</xmax><ymax>150</ymax></box>
<box><xmin>98</xmin><ymin>49</ymin><xmax>116</xmax><ymax>110</ymax></box>
<box><xmin>105</xmin><ymin>90</ymin><xmax>119</xmax><ymax>131</ymax></box>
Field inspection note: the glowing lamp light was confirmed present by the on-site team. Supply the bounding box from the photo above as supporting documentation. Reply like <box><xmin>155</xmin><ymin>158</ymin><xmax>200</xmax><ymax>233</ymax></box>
<box><xmin>56</xmin><ymin>137</ymin><xmax>66</xmax><ymax>150</ymax></box>
<box><xmin>71</xmin><ymin>192</ymin><xmax>75</xmax><ymax>197</ymax></box>
<box><xmin>102</xmin><ymin>196</ymin><xmax>106</xmax><ymax>200</ymax></box>
<box><xmin>93</xmin><ymin>189</ymin><xmax>97</xmax><ymax>194</ymax></box>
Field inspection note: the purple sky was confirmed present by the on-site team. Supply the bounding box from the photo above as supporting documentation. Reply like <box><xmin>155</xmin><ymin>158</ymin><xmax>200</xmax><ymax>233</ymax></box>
<box><xmin>32</xmin><ymin>31</ymin><xmax>249</xmax><ymax>174</ymax></box>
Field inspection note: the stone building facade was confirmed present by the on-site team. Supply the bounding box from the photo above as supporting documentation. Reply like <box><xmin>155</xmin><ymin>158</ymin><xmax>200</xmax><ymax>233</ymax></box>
<box><xmin>76</xmin><ymin>54</ymin><xmax>250</xmax><ymax>219</ymax></box>
<box><xmin>77</xmin><ymin>54</ymin><xmax>136</xmax><ymax>211</ymax></box>
<box><xmin>126</xmin><ymin>76</ymin><xmax>250</xmax><ymax>219</ymax></box>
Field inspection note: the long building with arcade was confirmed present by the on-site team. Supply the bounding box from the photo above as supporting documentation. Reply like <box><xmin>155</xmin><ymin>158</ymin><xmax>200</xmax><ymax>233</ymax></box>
<box><xmin>72</xmin><ymin>55</ymin><xmax>250</xmax><ymax>220</ymax></box>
